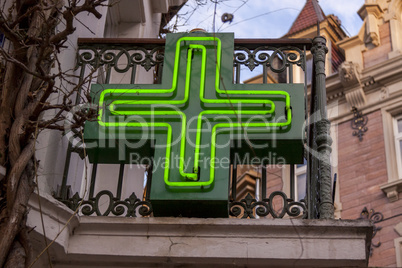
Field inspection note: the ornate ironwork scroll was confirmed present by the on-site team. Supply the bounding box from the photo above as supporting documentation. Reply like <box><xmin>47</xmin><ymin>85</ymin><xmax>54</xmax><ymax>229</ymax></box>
<box><xmin>351</xmin><ymin>107</ymin><xmax>368</xmax><ymax>141</ymax></box>
<box><xmin>233</xmin><ymin>46</ymin><xmax>305</xmax><ymax>72</ymax></box>
<box><xmin>61</xmin><ymin>191</ymin><xmax>152</xmax><ymax>217</ymax></box>
<box><xmin>359</xmin><ymin>207</ymin><xmax>383</xmax><ymax>256</ymax></box>
<box><xmin>233</xmin><ymin>45</ymin><xmax>305</xmax><ymax>84</ymax></box>
<box><xmin>359</xmin><ymin>207</ymin><xmax>402</xmax><ymax>256</ymax></box>
<box><xmin>57</xmin><ymin>43</ymin><xmax>165</xmax><ymax>216</ymax></box>
<box><xmin>77</xmin><ymin>46</ymin><xmax>164</xmax><ymax>71</ymax></box>
<box><xmin>76</xmin><ymin>45</ymin><xmax>164</xmax><ymax>84</ymax></box>
<box><xmin>229</xmin><ymin>192</ymin><xmax>307</xmax><ymax>219</ymax></box>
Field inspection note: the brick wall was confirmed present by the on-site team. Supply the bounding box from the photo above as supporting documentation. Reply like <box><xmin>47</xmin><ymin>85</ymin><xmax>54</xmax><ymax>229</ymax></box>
<box><xmin>363</xmin><ymin>22</ymin><xmax>392</xmax><ymax>69</ymax></box>
<box><xmin>338</xmin><ymin>109</ymin><xmax>402</xmax><ymax>267</ymax></box>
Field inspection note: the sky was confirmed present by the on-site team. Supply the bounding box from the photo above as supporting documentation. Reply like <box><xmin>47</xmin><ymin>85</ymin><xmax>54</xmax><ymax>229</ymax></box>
<box><xmin>168</xmin><ymin>0</ymin><xmax>366</xmax><ymax>38</ymax></box>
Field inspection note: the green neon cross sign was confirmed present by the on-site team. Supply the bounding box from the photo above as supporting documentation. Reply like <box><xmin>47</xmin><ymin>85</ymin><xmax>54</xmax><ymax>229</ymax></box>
<box><xmin>84</xmin><ymin>32</ymin><xmax>304</xmax><ymax>217</ymax></box>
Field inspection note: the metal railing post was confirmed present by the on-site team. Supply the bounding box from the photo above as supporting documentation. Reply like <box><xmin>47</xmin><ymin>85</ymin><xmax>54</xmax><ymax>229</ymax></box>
<box><xmin>311</xmin><ymin>35</ymin><xmax>334</xmax><ymax>219</ymax></box>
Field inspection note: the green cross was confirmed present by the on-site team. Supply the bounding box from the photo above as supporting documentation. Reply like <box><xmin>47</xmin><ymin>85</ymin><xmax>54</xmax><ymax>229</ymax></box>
<box><xmin>84</xmin><ymin>32</ymin><xmax>304</xmax><ymax>216</ymax></box>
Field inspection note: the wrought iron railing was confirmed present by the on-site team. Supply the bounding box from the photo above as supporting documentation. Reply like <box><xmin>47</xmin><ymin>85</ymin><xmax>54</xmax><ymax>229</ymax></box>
<box><xmin>56</xmin><ymin>37</ymin><xmax>333</xmax><ymax>219</ymax></box>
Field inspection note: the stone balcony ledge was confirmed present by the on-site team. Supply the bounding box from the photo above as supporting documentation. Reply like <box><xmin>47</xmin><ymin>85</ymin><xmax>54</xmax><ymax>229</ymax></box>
<box><xmin>28</xmin><ymin>192</ymin><xmax>373</xmax><ymax>267</ymax></box>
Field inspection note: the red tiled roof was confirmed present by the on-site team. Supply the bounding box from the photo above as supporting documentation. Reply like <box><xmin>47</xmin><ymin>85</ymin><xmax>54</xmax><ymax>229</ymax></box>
<box><xmin>286</xmin><ymin>0</ymin><xmax>326</xmax><ymax>36</ymax></box>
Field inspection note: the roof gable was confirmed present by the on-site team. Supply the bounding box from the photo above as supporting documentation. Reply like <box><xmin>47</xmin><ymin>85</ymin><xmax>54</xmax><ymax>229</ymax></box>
<box><xmin>286</xmin><ymin>0</ymin><xmax>326</xmax><ymax>36</ymax></box>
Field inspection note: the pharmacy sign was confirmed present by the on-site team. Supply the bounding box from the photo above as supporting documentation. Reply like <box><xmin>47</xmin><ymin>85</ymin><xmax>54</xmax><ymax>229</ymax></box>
<box><xmin>84</xmin><ymin>33</ymin><xmax>304</xmax><ymax>217</ymax></box>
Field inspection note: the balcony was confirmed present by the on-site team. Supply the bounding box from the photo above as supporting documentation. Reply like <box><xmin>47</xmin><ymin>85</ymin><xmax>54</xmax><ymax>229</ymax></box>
<box><xmin>58</xmin><ymin>36</ymin><xmax>313</xmax><ymax>219</ymax></box>
<box><xmin>27</xmin><ymin>35</ymin><xmax>372</xmax><ymax>267</ymax></box>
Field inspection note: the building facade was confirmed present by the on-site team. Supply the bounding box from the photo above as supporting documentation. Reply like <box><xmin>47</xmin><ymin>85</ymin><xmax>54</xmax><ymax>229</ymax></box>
<box><xmin>19</xmin><ymin>0</ymin><xmax>376</xmax><ymax>267</ymax></box>
<box><xmin>243</xmin><ymin>0</ymin><xmax>402</xmax><ymax>266</ymax></box>
<box><xmin>334</xmin><ymin>1</ymin><xmax>402</xmax><ymax>266</ymax></box>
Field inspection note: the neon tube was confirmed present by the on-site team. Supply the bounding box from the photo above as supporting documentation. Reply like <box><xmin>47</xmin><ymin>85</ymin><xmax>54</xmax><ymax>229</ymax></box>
<box><xmin>98</xmin><ymin>36</ymin><xmax>293</xmax><ymax>187</ymax></box>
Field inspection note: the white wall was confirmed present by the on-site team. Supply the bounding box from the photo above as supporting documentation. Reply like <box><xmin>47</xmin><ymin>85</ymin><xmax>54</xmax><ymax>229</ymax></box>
<box><xmin>36</xmin><ymin>0</ymin><xmax>182</xmax><ymax>200</ymax></box>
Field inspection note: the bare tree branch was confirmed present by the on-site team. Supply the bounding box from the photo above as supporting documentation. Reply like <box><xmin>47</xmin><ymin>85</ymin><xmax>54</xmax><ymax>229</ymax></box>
<box><xmin>0</xmin><ymin>0</ymin><xmax>110</xmax><ymax>265</ymax></box>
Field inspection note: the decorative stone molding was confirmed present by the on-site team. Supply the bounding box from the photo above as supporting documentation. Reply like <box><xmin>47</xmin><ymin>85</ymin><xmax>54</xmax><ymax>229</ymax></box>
<box><xmin>366</xmin><ymin>17</ymin><xmax>380</xmax><ymax>47</ymax></box>
<box><xmin>338</xmin><ymin>36</ymin><xmax>365</xmax><ymax>72</ymax></box>
<box><xmin>380</xmin><ymin>179</ymin><xmax>402</xmax><ymax>202</ymax></box>
<box><xmin>380</xmin><ymin>86</ymin><xmax>389</xmax><ymax>100</ymax></box>
<box><xmin>395</xmin><ymin>237</ymin><xmax>402</xmax><ymax>267</ymax></box>
<box><xmin>27</xmin><ymin>193</ymin><xmax>373</xmax><ymax>267</ymax></box>
<box><xmin>381</xmin><ymin>102</ymin><xmax>402</xmax><ymax>190</ymax></box>
<box><xmin>339</xmin><ymin>61</ymin><xmax>363</xmax><ymax>110</ymax></box>
<box><xmin>385</xmin><ymin>186</ymin><xmax>398</xmax><ymax>202</ymax></box>
<box><xmin>345</xmin><ymin>88</ymin><xmax>367</xmax><ymax>109</ymax></box>
<box><xmin>358</xmin><ymin>4</ymin><xmax>384</xmax><ymax>47</ymax></box>
<box><xmin>385</xmin><ymin>0</ymin><xmax>402</xmax><ymax>58</ymax></box>
<box><xmin>339</xmin><ymin>61</ymin><xmax>361</xmax><ymax>88</ymax></box>
<box><xmin>338</xmin><ymin>61</ymin><xmax>367</xmax><ymax>109</ymax></box>
<box><xmin>394</xmin><ymin>222</ymin><xmax>402</xmax><ymax>237</ymax></box>
<box><xmin>327</xmin><ymin>91</ymin><xmax>344</xmax><ymax>102</ymax></box>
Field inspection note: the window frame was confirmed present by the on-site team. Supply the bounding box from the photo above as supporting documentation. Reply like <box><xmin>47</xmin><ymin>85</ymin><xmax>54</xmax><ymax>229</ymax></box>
<box><xmin>294</xmin><ymin>162</ymin><xmax>307</xmax><ymax>201</ymax></box>
<box><xmin>381</xmin><ymin>103</ymin><xmax>402</xmax><ymax>182</ymax></box>
<box><xmin>380</xmin><ymin>100</ymin><xmax>402</xmax><ymax>202</ymax></box>
<box><xmin>393</xmin><ymin>115</ymin><xmax>402</xmax><ymax>179</ymax></box>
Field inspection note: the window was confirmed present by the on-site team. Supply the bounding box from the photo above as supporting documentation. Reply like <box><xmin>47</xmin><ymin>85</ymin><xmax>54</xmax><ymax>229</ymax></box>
<box><xmin>380</xmin><ymin>105</ymin><xmax>402</xmax><ymax>202</ymax></box>
<box><xmin>394</xmin><ymin>115</ymin><xmax>402</xmax><ymax>179</ymax></box>
<box><xmin>294</xmin><ymin>159</ymin><xmax>307</xmax><ymax>201</ymax></box>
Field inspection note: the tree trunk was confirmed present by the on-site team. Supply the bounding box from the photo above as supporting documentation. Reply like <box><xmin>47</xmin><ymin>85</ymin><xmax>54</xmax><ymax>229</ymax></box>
<box><xmin>4</xmin><ymin>241</ymin><xmax>25</xmax><ymax>268</ymax></box>
<box><xmin>0</xmin><ymin>1</ymin><xmax>108</xmax><ymax>266</ymax></box>
<box><xmin>0</xmin><ymin>159</ymin><xmax>35</xmax><ymax>268</ymax></box>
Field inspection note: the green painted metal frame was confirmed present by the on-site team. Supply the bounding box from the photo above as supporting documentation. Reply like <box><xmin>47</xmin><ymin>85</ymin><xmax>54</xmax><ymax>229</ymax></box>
<box><xmin>83</xmin><ymin>32</ymin><xmax>305</xmax><ymax>217</ymax></box>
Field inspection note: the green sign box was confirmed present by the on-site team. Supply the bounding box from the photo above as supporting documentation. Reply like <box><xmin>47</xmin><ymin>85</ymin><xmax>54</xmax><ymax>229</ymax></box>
<box><xmin>84</xmin><ymin>32</ymin><xmax>305</xmax><ymax>217</ymax></box>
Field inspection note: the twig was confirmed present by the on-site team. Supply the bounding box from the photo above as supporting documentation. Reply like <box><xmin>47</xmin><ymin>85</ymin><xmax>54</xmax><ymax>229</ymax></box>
<box><xmin>33</xmin><ymin>122</ymin><xmax>53</xmax><ymax>267</ymax></box>
<box><xmin>29</xmin><ymin>129</ymin><xmax>89</xmax><ymax>268</ymax></box>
